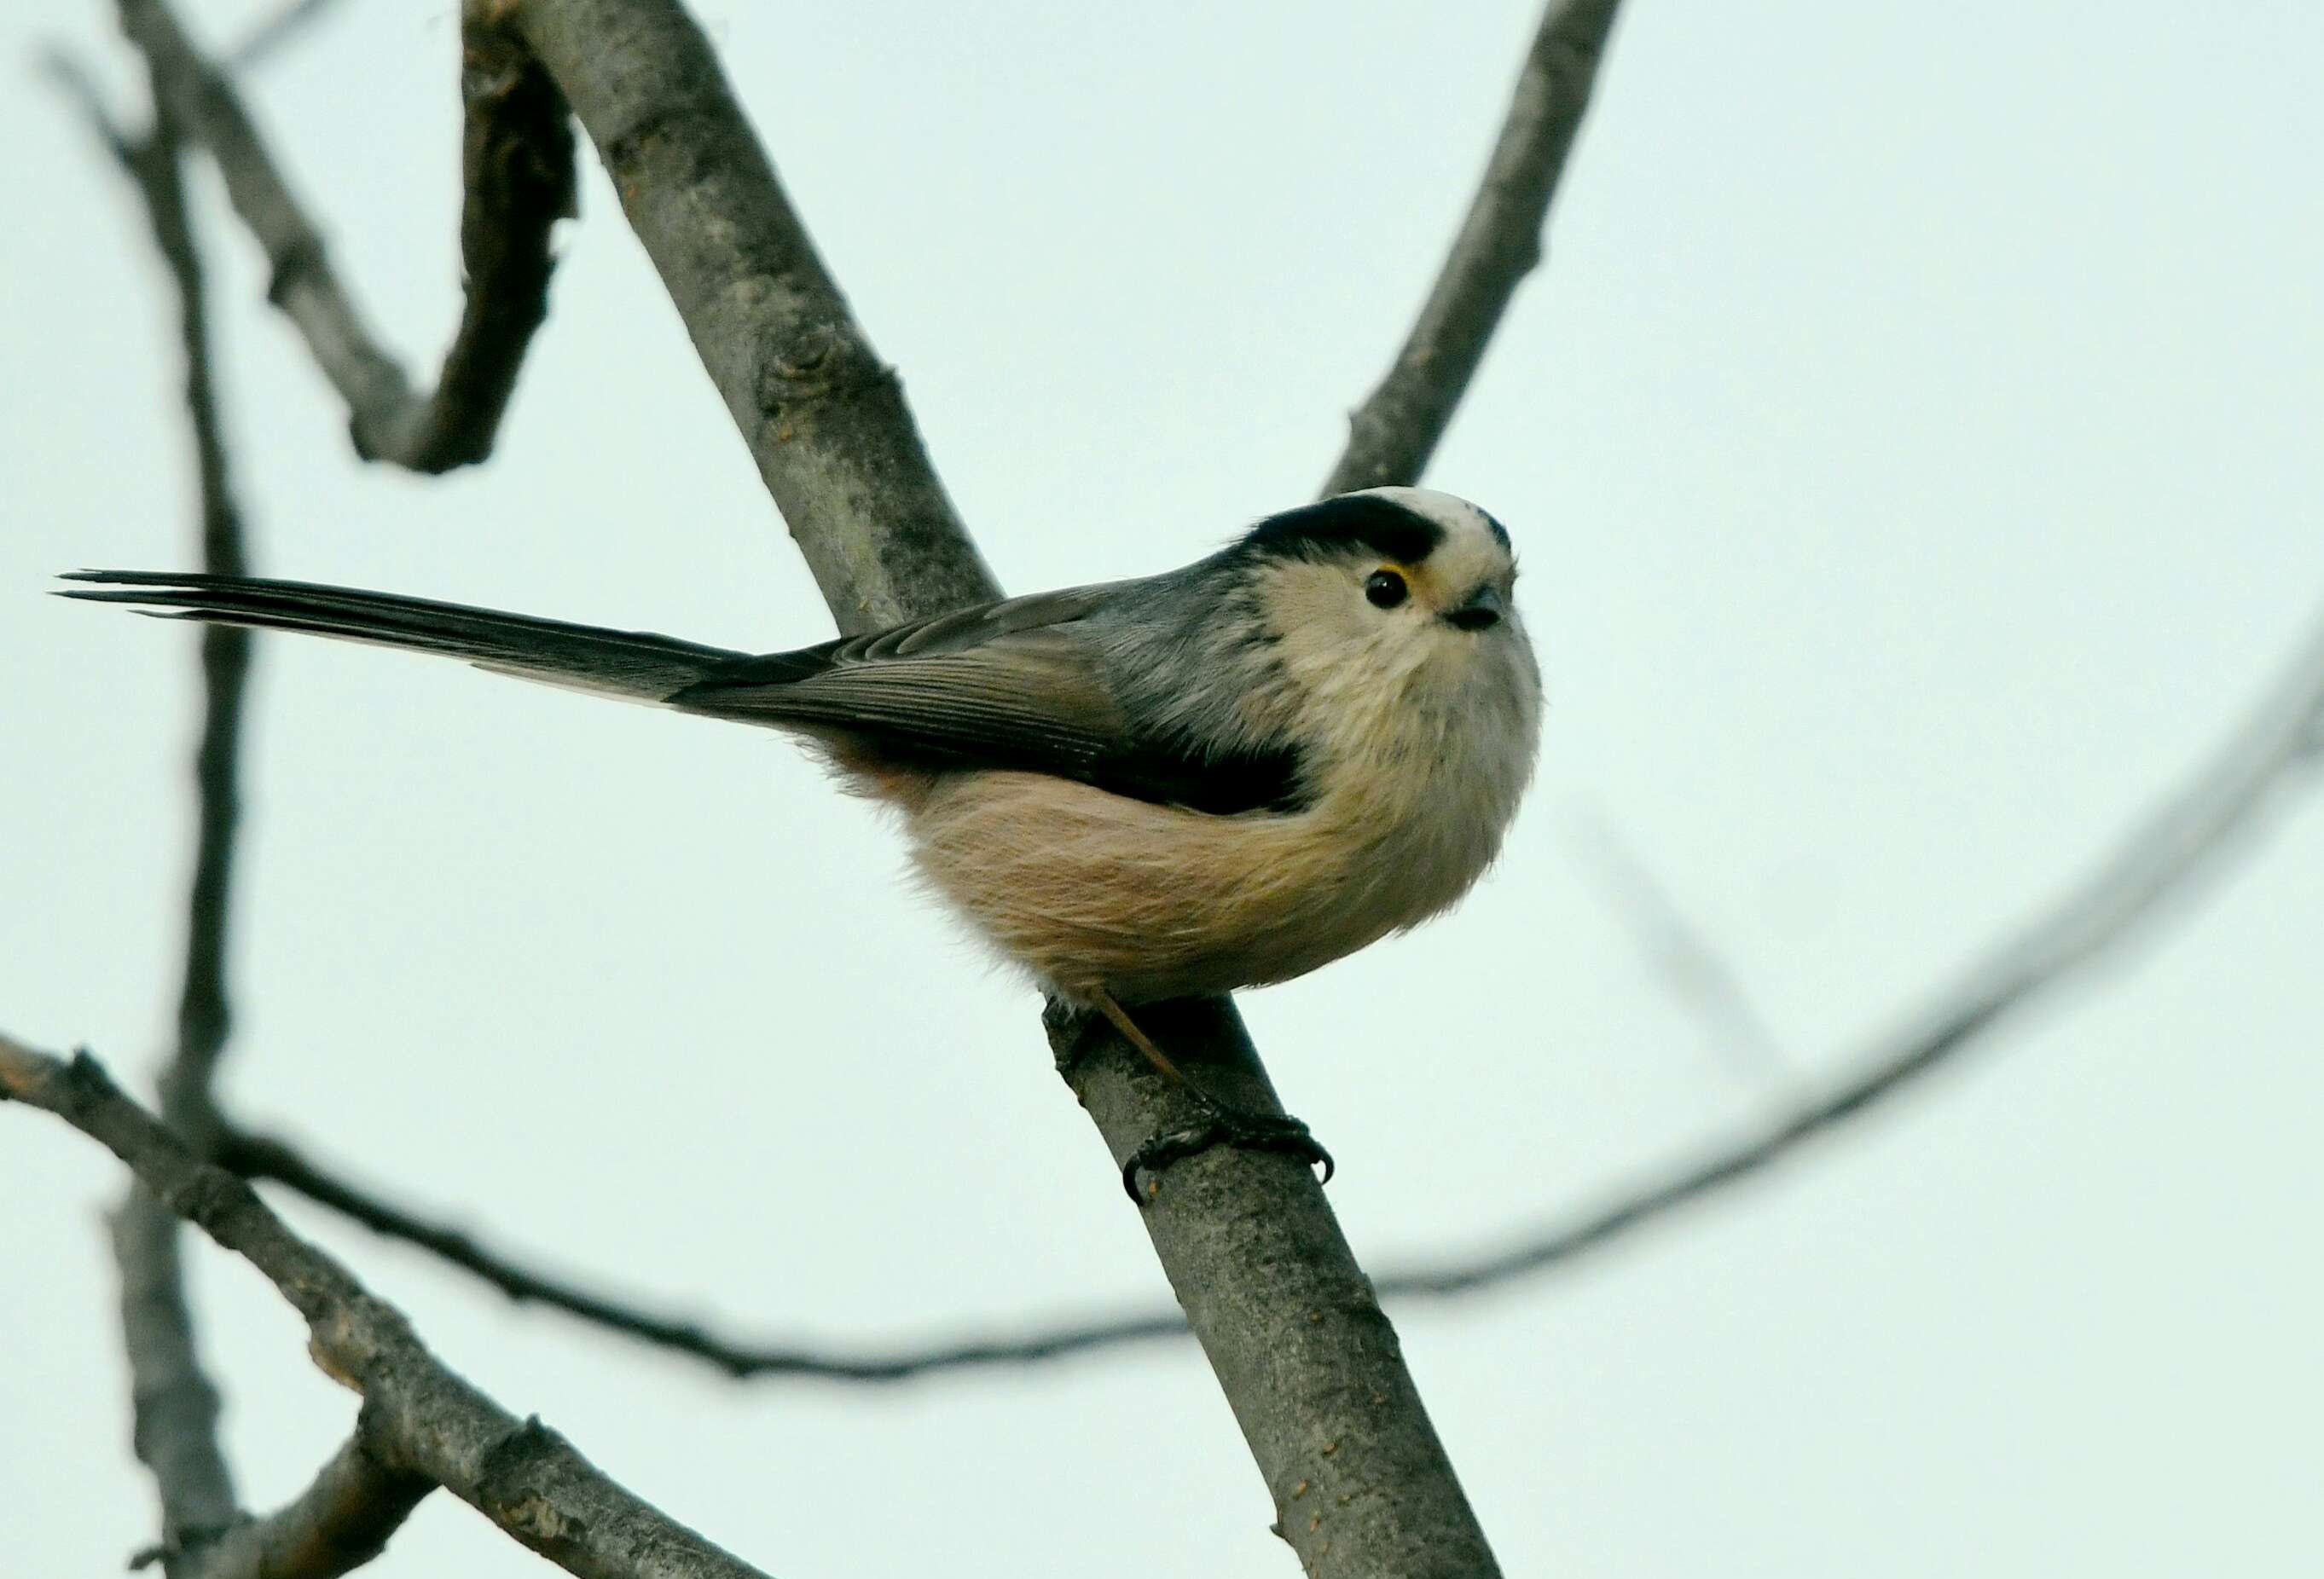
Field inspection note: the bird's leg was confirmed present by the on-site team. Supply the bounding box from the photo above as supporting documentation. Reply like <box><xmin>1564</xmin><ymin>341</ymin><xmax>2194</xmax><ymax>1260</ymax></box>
<box><xmin>1087</xmin><ymin>989</ymin><xmax>1190</xmax><ymax>1082</ymax></box>
<box><xmin>1084</xmin><ymin>989</ymin><xmax>1335</xmax><ymax>1204</ymax></box>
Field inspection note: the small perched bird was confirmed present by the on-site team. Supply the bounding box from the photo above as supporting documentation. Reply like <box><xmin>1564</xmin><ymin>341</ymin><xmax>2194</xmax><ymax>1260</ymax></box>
<box><xmin>67</xmin><ymin>487</ymin><xmax>1541</xmax><ymax>1191</ymax></box>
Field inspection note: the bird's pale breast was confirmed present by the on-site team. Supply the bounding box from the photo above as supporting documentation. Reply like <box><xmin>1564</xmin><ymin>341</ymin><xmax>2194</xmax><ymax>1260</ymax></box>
<box><xmin>901</xmin><ymin>640</ymin><xmax>1537</xmax><ymax>1003</ymax></box>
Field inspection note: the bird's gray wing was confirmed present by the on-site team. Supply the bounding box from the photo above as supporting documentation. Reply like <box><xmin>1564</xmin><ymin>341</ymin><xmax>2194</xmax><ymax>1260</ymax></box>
<box><xmin>822</xmin><ymin>582</ymin><xmax>1134</xmax><ymax>662</ymax></box>
<box><xmin>63</xmin><ymin>570</ymin><xmax>1306</xmax><ymax>813</ymax></box>
<box><xmin>675</xmin><ymin>581</ymin><xmax>1307</xmax><ymax>813</ymax></box>
<box><xmin>673</xmin><ymin>583</ymin><xmax>1133</xmax><ymax>775</ymax></box>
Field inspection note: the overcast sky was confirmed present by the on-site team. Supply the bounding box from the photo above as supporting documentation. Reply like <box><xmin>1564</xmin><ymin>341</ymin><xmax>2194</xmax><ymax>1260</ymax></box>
<box><xmin>5</xmin><ymin>3</ymin><xmax>2321</xmax><ymax>1575</ymax></box>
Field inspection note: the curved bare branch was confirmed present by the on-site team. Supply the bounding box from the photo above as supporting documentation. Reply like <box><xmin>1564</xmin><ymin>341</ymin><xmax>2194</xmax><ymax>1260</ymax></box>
<box><xmin>224</xmin><ymin>591</ymin><xmax>2324</xmax><ymax>1379</ymax></box>
<box><xmin>116</xmin><ymin>0</ymin><xmax>574</xmax><ymax>472</ymax></box>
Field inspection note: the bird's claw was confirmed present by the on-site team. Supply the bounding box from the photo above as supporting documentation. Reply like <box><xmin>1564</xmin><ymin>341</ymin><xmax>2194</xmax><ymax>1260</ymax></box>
<box><xmin>1121</xmin><ymin>1102</ymin><xmax>1335</xmax><ymax>1204</ymax></box>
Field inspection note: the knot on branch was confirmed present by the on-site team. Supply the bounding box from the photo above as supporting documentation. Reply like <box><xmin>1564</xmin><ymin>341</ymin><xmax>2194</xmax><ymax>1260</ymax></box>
<box><xmin>478</xmin><ymin>1416</ymin><xmax>592</xmax><ymax>1559</ymax></box>
<box><xmin>308</xmin><ymin>1292</ymin><xmax>425</xmax><ymax>1388</ymax></box>
<box><xmin>756</xmin><ymin>323</ymin><xmax>892</xmax><ymax>420</ymax></box>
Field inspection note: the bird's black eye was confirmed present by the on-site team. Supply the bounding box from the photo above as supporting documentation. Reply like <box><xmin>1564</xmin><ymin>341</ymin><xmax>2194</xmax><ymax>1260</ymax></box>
<box><xmin>1365</xmin><ymin>570</ymin><xmax>1408</xmax><ymax>610</ymax></box>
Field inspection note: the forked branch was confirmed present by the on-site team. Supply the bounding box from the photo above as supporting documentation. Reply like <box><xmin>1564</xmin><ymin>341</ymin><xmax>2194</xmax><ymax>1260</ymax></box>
<box><xmin>115</xmin><ymin>0</ymin><xmax>574</xmax><ymax>471</ymax></box>
<box><xmin>165</xmin><ymin>1432</ymin><xmax>432</xmax><ymax>1579</ymax></box>
<box><xmin>0</xmin><ymin>1038</ymin><xmax>775</xmax><ymax>1579</ymax></box>
<box><xmin>52</xmin><ymin>3</ymin><xmax>1646</xmax><ymax>1575</ymax></box>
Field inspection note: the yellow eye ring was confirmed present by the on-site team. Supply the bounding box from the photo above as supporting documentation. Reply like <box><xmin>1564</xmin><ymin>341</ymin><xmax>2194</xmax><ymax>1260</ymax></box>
<box><xmin>1365</xmin><ymin>569</ymin><xmax>1408</xmax><ymax>610</ymax></box>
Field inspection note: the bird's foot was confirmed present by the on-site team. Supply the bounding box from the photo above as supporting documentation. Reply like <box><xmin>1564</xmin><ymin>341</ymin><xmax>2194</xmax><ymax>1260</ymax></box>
<box><xmin>1121</xmin><ymin>1094</ymin><xmax>1335</xmax><ymax>1204</ymax></box>
<box><xmin>1046</xmin><ymin>993</ymin><xmax>1336</xmax><ymax>1204</ymax></box>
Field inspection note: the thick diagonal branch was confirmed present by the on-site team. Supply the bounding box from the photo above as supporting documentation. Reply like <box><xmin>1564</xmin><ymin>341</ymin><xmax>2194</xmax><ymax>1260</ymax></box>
<box><xmin>506</xmin><ymin>4</ymin><xmax>1497</xmax><ymax>1572</ymax></box>
<box><xmin>1324</xmin><ymin>0</ymin><xmax>1626</xmax><ymax>495</ymax></box>
<box><xmin>117</xmin><ymin>0</ymin><xmax>573</xmax><ymax>471</ymax></box>
<box><xmin>0</xmin><ymin>1038</ymin><xmax>775</xmax><ymax>1579</ymax></box>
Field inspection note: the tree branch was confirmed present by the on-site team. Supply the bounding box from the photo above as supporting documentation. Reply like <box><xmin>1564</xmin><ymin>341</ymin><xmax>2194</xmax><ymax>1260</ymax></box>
<box><xmin>215</xmin><ymin>1125</ymin><xmax>1150</xmax><ymax>1379</ymax></box>
<box><xmin>34</xmin><ymin>4</ymin><xmax>2316</xmax><ymax>1570</ymax></box>
<box><xmin>115</xmin><ymin>0</ymin><xmax>574</xmax><ymax>471</ymax></box>
<box><xmin>0</xmin><ymin>1038</ymin><xmax>778</xmax><ymax>1579</ymax></box>
<box><xmin>1049</xmin><ymin>1004</ymin><xmax>1499</xmax><ymax>1576</ymax></box>
<box><xmin>504</xmin><ymin>5</ymin><xmax>1514</xmax><ymax>1571</ymax></box>
<box><xmin>59</xmin><ymin>24</ymin><xmax>461</xmax><ymax>1572</ymax></box>
<box><xmin>1323</xmin><ymin>0</ymin><xmax>1626</xmax><ymax>495</ymax></box>
<box><xmin>1391</xmin><ymin>592</ymin><xmax>2324</xmax><ymax>1296</ymax></box>
<box><xmin>1564</xmin><ymin>806</ymin><xmax>1794</xmax><ymax>1085</ymax></box>
<box><xmin>171</xmin><ymin>1430</ymin><xmax>433</xmax><ymax>1579</ymax></box>
<box><xmin>110</xmin><ymin>1189</ymin><xmax>240</xmax><ymax>1567</ymax></box>
<box><xmin>61</xmin><ymin>2</ymin><xmax>1633</xmax><ymax>1568</ymax></box>
<box><xmin>49</xmin><ymin>45</ymin><xmax>252</xmax><ymax>1570</ymax></box>
<box><xmin>221</xmin><ymin>592</ymin><xmax>2324</xmax><ymax>1383</ymax></box>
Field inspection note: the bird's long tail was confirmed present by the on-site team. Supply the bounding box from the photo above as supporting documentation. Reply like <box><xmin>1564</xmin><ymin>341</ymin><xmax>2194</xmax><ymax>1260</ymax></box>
<box><xmin>60</xmin><ymin>570</ymin><xmax>754</xmax><ymax>708</ymax></box>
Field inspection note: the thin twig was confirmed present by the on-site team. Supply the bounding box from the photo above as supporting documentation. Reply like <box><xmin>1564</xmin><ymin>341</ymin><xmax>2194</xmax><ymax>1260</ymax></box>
<box><xmin>225</xmin><ymin>593</ymin><xmax>2324</xmax><ymax>1379</ymax></box>
<box><xmin>110</xmin><ymin>1192</ymin><xmax>240</xmax><ymax>1568</ymax></box>
<box><xmin>116</xmin><ymin>0</ymin><xmax>574</xmax><ymax>471</ymax></box>
<box><xmin>49</xmin><ymin>46</ymin><xmax>252</xmax><ymax>1569</ymax></box>
<box><xmin>1323</xmin><ymin>0</ymin><xmax>1626</xmax><ymax>495</ymax></box>
<box><xmin>0</xmin><ymin>1038</ymin><xmax>778</xmax><ymax>1579</ymax></box>
<box><xmin>1564</xmin><ymin>805</ymin><xmax>1794</xmax><ymax>1085</ymax></box>
<box><xmin>223</xmin><ymin>1126</ymin><xmax>1188</xmax><ymax>1380</ymax></box>
<box><xmin>38</xmin><ymin>49</ymin><xmax>132</xmax><ymax>159</ymax></box>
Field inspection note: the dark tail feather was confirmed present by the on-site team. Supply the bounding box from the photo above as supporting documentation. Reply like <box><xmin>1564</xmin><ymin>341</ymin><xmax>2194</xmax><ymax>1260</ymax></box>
<box><xmin>60</xmin><ymin>570</ymin><xmax>748</xmax><ymax>707</ymax></box>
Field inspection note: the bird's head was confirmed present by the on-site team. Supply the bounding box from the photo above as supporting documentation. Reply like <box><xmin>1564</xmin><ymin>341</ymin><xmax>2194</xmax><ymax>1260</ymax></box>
<box><xmin>1232</xmin><ymin>486</ymin><xmax>1527</xmax><ymax>676</ymax></box>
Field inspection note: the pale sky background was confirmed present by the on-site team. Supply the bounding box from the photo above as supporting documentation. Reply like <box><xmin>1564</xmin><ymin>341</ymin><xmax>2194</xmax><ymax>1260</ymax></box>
<box><xmin>4</xmin><ymin>2</ymin><xmax>2321</xmax><ymax>1575</ymax></box>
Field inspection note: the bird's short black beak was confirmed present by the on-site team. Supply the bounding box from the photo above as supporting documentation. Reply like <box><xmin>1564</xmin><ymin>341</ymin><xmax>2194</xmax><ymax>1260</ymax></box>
<box><xmin>1444</xmin><ymin>585</ymin><xmax>1504</xmax><ymax>632</ymax></box>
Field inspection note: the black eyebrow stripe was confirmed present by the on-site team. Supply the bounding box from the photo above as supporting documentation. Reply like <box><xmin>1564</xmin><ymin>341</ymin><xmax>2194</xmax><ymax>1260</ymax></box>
<box><xmin>1235</xmin><ymin>496</ymin><xmax>1444</xmax><ymax>566</ymax></box>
